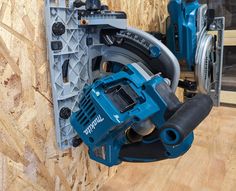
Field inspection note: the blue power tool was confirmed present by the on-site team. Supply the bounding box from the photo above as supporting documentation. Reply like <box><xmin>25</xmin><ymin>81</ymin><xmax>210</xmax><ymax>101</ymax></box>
<box><xmin>165</xmin><ymin>0</ymin><xmax>224</xmax><ymax>105</ymax></box>
<box><xmin>45</xmin><ymin>0</ymin><xmax>214</xmax><ymax>165</ymax></box>
<box><xmin>167</xmin><ymin>0</ymin><xmax>200</xmax><ymax>69</ymax></box>
<box><xmin>71</xmin><ymin>63</ymin><xmax>213</xmax><ymax>166</ymax></box>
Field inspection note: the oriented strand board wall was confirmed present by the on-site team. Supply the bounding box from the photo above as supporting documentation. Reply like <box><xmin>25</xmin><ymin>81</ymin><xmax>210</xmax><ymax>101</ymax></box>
<box><xmin>103</xmin><ymin>0</ymin><xmax>168</xmax><ymax>33</ymax></box>
<box><xmin>0</xmin><ymin>1</ymin><xmax>117</xmax><ymax>191</ymax></box>
<box><xmin>0</xmin><ymin>0</ymin><xmax>168</xmax><ymax>191</ymax></box>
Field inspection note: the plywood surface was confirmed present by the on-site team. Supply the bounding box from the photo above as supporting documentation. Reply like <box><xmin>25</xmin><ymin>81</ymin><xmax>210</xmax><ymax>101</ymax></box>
<box><xmin>100</xmin><ymin>107</ymin><xmax>236</xmax><ymax>191</ymax></box>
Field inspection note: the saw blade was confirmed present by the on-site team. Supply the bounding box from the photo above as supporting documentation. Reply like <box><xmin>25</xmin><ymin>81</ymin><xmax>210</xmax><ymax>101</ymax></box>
<box><xmin>195</xmin><ymin>32</ymin><xmax>214</xmax><ymax>94</ymax></box>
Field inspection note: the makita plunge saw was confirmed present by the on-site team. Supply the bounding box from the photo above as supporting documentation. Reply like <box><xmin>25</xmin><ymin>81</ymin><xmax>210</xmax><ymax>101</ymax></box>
<box><xmin>165</xmin><ymin>0</ymin><xmax>225</xmax><ymax>105</ymax></box>
<box><xmin>45</xmin><ymin>0</ymin><xmax>213</xmax><ymax>166</ymax></box>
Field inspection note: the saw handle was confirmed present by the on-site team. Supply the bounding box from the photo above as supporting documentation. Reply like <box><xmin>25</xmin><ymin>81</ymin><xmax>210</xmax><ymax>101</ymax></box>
<box><xmin>159</xmin><ymin>94</ymin><xmax>213</xmax><ymax>146</ymax></box>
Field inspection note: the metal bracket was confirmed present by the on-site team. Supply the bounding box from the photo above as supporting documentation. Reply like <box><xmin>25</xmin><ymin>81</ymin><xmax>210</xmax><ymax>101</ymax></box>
<box><xmin>209</xmin><ymin>17</ymin><xmax>225</xmax><ymax>106</ymax></box>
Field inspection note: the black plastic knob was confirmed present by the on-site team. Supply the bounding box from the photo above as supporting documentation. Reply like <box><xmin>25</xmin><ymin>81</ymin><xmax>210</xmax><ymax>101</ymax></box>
<box><xmin>86</xmin><ymin>0</ymin><xmax>101</xmax><ymax>10</ymax></box>
<box><xmin>52</xmin><ymin>22</ymin><xmax>65</xmax><ymax>36</ymax></box>
<box><xmin>72</xmin><ymin>137</ymin><xmax>83</xmax><ymax>147</ymax></box>
<box><xmin>59</xmin><ymin>107</ymin><xmax>71</xmax><ymax>119</ymax></box>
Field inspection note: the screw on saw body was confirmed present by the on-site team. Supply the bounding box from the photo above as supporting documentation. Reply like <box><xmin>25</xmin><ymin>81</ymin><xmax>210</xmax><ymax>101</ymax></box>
<box><xmin>52</xmin><ymin>22</ymin><xmax>65</xmax><ymax>36</ymax></box>
<box><xmin>81</xmin><ymin>19</ymin><xmax>89</xmax><ymax>25</ymax></box>
<box><xmin>59</xmin><ymin>107</ymin><xmax>71</xmax><ymax>119</ymax></box>
<box><xmin>149</xmin><ymin>46</ymin><xmax>161</xmax><ymax>58</ymax></box>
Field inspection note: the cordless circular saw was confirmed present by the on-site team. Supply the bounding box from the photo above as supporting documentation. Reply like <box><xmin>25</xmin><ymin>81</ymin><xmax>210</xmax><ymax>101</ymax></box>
<box><xmin>165</xmin><ymin>0</ymin><xmax>225</xmax><ymax>106</ymax></box>
<box><xmin>45</xmin><ymin>0</ymin><xmax>213</xmax><ymax>166</ymax></box>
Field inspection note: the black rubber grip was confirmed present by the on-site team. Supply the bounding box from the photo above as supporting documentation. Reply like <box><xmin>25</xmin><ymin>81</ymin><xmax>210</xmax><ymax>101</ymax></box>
<box><xmin>160</xmin><ymin>94</ymin><xmax>213</xmax><ymax>145</ymax></box>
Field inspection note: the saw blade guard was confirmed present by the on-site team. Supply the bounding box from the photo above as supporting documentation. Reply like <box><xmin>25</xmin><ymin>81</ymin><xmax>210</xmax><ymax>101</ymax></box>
<box><xmin>88</xmin><ymin>27</ymin><xmax>180</xmax><ymax>92</ymax></box>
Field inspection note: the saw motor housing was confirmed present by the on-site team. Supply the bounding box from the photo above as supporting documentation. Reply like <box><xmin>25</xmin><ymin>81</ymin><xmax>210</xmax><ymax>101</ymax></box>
<box><xmin>71</xmin><ymin>63</ymin><xmax>213</xmax><ymax>166</ymax></box>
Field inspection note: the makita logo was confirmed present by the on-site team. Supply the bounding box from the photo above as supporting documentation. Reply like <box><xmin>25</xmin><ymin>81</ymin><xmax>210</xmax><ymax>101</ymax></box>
<box><xmin>83</xmin><ymin>115</ymin><xmax>104</xmax><ymax>135</ymax></box>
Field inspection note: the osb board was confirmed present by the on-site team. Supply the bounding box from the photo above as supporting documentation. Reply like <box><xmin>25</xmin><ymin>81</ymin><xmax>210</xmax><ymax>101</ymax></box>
<box><xmin>102</xmin><ymin>0</ymin><xmax>169</xmax><ymax>33</ymax></box>
<box><xmin>101</xmin><ymin>106</ymin><xmax>236</xmax><ymax>191</ymax></box>
<box><xmin>0</xmin><ymin>0</ymin><xmax>169</xmax><ymax>190</ymax></box>
<box><xmin>0</xmin><ymin>1</ymin><xmax>117</xmax><ymax>191</ymax></box>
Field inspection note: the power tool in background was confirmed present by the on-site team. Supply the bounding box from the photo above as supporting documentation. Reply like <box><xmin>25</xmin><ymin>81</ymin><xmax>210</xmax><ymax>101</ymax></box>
<box><xmin>158</xmin><ymin>0</ymin><xmax>225</xmax><ymax>105</ymax></box>
<box><xmin>45</xmin><ymin>0</ymin><xmax>213</xmax><ymax>166</ymax></box>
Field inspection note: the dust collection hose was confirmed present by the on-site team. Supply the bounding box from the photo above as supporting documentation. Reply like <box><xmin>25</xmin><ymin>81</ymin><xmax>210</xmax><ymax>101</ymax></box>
<box><xmin>159</xmin><ymin>94</ymin><xmax>213</xmax><ymax>146</ymax></box>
